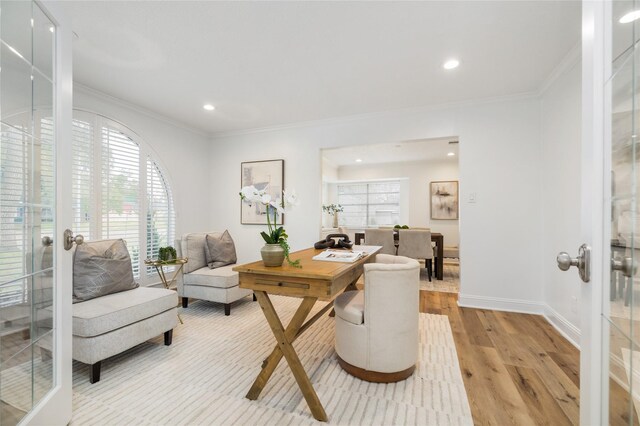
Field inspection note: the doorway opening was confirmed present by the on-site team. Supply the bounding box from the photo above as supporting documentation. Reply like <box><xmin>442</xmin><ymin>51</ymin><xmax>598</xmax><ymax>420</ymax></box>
<box><xmin>320</xmin><ymin>136</ymin><xmax>460</xmax><ymax>293</ymax></box>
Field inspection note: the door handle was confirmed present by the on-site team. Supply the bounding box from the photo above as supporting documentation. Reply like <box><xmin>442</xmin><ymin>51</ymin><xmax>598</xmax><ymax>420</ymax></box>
<box><xmin>611</xmin><ymin>256</ymin><xmax>636</xmax><ymax>278</ymax></box>
<box><xmin>63</xmin><ymin>229</ymin><xmax>84</xmax><ymax>251</ymax></box>
<box><xmin>557</xmin><ymin>243</ymin><xmax>591</xmax><ymax>283</ymax></box>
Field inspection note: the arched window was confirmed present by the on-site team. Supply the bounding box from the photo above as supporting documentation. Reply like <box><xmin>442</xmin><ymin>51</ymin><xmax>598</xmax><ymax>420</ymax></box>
<box><xmin>72</xmin><ymin>111</ymin><xmax>175</xmax><ymax>284</ymax></box>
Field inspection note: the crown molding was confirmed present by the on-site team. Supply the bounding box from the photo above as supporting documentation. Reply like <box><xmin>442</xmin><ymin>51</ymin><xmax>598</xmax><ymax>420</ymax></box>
<box><xmin>77</xmin><ymin>49</ymin><xmax>578</xmax><ymax>142</ymax></box>
<box><xmin>73</xmin><ymin>82</ymin><xmax>208</xmax><ymax>138</ymax></box>
<box><xmin>209</xmin><ymin>91</ymin><xmax>539</xmax><ymax>140</ymax></box>
<box><xmin>537</xmin><ymin>43</ymin><xmax>581</xmax><ymax>96</ymax></box>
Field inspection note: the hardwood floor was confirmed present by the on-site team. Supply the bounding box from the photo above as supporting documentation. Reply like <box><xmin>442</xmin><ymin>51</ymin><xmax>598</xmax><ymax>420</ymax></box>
<box><xmin>421</xmin><ymin>291</ymin><xmax>640</xmax><ymax>425</ymax></box>
<box><xmin>421</xmin><ymin>291</ymin><xmax>580</xmax><ymax>425</ymax></box>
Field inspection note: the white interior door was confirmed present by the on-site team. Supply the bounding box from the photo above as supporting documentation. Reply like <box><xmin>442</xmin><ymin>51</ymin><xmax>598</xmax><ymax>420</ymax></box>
<box><xmin>0</xmin><ymin>1</ymin><xmax>73</xmax><ymax>424</ymax></box>
<box><xmin>581</xmin><ymin>0</ymin><xmax>640</xmax><ymax>424</ymax></box>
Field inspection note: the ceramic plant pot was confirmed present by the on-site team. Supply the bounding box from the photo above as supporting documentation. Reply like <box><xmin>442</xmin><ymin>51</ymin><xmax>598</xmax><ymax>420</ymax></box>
<box><xmin>261</xmin><ymin>243</ymin><xmax>285</xmax><ymax>267</ymax></box>
<box><xmin>332</xmin><ymin>213</ymin><xmax>339</xmax><ymax>228</ymax></box>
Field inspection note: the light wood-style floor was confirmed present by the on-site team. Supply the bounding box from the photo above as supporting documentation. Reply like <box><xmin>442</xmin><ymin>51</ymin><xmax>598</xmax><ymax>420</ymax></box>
<box><xmin>421</xmin><ymin>291</ymin><xmax>580</xmax><ymax>425</ymax></box>
<box><xmin>421</xmin><ymin>291</ymin><xmax>640</xmax><ymax>426</ymax></box>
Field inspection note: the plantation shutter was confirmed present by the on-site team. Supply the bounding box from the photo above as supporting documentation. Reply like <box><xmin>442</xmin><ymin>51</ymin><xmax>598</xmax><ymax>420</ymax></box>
<box><xmin>71</xmin><ymin>119</ymin><xmax>93</xmax><ymax>240</ymax></box>
<box><xmin>146</xmin><ymin>158</ymin><xmax>175</xmax><ymax>274</ymax></box>
<box><xmin>38</xmin><ymin>118</ymin><xmax>55</xmax><ymax>241</ymax></box>
<box><xmin>101</xmin><ymin>126</ymin><xmax>141</xmax><ymax>278</ymax></box>
<box><xmin>0</xmin><ymin>126</ymin><xmax>30</xmax><ymax>304</ymax></box>
<box><xmin>68</xmin><ymin>112</ymin><xmax>175</xmax><ymax>285</ymax></box>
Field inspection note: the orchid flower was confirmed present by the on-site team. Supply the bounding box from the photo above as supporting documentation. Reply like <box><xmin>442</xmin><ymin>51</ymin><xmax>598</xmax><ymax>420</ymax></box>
<box><xmin>240</xmin><ymin>185</ymin><xmax>263</xmax><ymax>204</ymax></box>
<box><xmin>283</xmin><ymin>189</ymin><xmax>299</xmax><ymax>208</ymax></box>
<box><xmin>260</xmin><ymin>193</ymin><xmax>272</xmax><ymax>204</ymax></box>
<box><xmin>269</xmin><ymin>198</ymin><xmax>285</xmax><ymax>215</ymax></box>
<box><xmin>239</xmin><ymin>185</ymin><xmax>301</xmax><ymax>268</ymax></box>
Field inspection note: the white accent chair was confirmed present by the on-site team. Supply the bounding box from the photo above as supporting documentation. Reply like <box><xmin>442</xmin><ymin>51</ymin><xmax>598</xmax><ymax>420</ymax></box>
<box><xmin>364</xmin><ymin>229</ymin><xmax>396</xmax><ymax>255</ymax></box>
<box><xmin>175</xmin><ymin>233</ymin><xmax>253</xmax><ymax>316</ymax></box>
<box><xmin>70</xmin><ymin>287</ymin><xmax>178</xmax><ymax>383</ymax></box>
<box><xmin>397</xmin><ymin>229</ymin><xmax>433</xmax><ymax>281</ymax></box>
<box><xmin>334</xmin><ymin>254</ymin><xmax>420</xmax><ymax>382</ymax></box>
<box><xmin>39</xmin><ymin>241</ymin><xmax>178</xmax><ymax>384</ymax></box>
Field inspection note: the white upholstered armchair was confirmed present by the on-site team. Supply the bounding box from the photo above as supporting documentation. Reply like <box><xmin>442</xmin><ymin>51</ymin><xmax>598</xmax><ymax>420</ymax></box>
<box><xmin>334</xmin><ymin>254</ymin><xmax>420</xmax><ymax>382</ymax></box>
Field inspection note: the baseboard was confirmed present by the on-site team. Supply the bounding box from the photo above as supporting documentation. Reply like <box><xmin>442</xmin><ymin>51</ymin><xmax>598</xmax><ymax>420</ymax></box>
<box><xmin>457</xmin><ymin>293</ymin><xmax>582</xmax><ymax>350</ymax></box>
<box><xmin>457</xmin><ymin>293</ymin><xmax>544</xmax><ymax>314</ymax></box>
<box><xmin>542</xmin><ymin>304</ymin><xmax>581</xmax><ymax>349</ymax></box>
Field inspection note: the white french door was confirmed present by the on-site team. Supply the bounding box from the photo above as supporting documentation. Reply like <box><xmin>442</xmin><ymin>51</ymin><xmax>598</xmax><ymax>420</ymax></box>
<box><xmin>0</xmin><ymin>1</ymin><xmax>73</xmax><ymax>424</ymax></box>
<box><xmin>581</xmin><ymin>0</ymin><xmax>640</xmax><ymax>423</ymax></box>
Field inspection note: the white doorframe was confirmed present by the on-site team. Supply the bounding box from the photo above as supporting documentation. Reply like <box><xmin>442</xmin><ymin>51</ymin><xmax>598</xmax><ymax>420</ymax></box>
<box><xmin>581</xmin><ymin>0</ymin><xmax>606</xmax><ymax>424</ymax></box>
<box><xmin>21</xmin><ymin>1</ymin><xmax>74</xmax><ymax>424</ymax></box>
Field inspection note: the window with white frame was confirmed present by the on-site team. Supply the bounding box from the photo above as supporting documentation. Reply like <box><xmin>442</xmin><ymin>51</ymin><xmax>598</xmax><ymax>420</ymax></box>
<box><xmin>72</xmin><ymin>111</ymin><xmax>175</xmax><ymax>284</ymax></box>
<box><xmin>0</xmin><ymin>118</ymin><xmax>55</xmax><ymax>307</ymax></box>
<box><xmin>337</xmin><ymin>180</ymin><xmax>401</xmax><ymax>227</ymax></box>
<box><xmin>0</xmin><ymin>112</ymin><xmax>174</xmax><ymax>304</ymax></box>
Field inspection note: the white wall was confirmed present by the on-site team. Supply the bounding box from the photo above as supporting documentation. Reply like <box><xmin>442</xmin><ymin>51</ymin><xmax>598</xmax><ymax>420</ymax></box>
<box><xmin>210</xmin><ymin>96</ymin><xmax>545</xmax><ymax>309</ymax></box>
<box><xmin>335</xmin><ymin>159</ymin><xmax>460</xmax><ymax>245</ymax></box>
<box><xmin>321</xmin><ymin>157</ymin><xmax>339</xmax><ymax>228</ymax></box>
<box><xmin>73</xmin><ymin>86</ymin><xmax>213</xmax><ymax>237</ymax></box>
<box><xmin>540</xmin><ymin>58</ymin><xmax>582</xmax><ymax>346</ymax></box>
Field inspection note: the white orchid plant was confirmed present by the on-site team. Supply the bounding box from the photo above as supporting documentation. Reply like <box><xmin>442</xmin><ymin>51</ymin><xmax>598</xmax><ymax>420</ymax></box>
<box><xmin>240</xmin><ymin>185</ymin><xmax>301</xmax><ymax>267</ymax></box>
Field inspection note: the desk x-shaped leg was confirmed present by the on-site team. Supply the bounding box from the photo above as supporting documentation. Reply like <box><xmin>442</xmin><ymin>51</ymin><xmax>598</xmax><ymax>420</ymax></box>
<box><xmin>247</xmin><ymin>291</ymin><xmax>329</xmax><ymax>422</ymax></box>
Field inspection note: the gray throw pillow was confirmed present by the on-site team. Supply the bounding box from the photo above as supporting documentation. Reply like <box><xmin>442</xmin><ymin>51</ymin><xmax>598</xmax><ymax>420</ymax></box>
<box><xmin>73</xmin><ymin>239</ymin><xmax>138</xmax><ymax>303</ymax></box>
<box><xmin>204</xmin><ymin>230</ymin><xmax>237</xmax><ymax>269</ymax></box>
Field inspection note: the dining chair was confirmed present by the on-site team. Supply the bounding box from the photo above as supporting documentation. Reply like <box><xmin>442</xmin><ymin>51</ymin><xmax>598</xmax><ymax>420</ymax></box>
<box><xmin>397</xmin><ymin>229</ymin><xmax>433</xmax><ymax>281</ymax></box>
<box><xmin>364</xmin><ymin>229</ymin><xmax>396</xmax><ymax>255</ymax></box>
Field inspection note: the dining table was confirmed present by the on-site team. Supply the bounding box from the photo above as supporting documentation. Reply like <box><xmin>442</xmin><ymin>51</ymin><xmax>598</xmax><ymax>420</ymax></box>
<box><xmin>354</xmin><ymin>231</ymin><xmax>444</xmax><ymax>280</ymax></box>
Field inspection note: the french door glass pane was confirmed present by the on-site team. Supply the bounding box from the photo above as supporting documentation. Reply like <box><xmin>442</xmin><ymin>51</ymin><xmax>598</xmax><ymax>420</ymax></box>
<box><xmin>609</xmin><ymin>1</ymin><xmax>640</xmax><ymax>423</ymax></box>
<box><xmin>0</xmin><ymin>1</ymin><xmax>56</xmax><ymax>423</ymax></box>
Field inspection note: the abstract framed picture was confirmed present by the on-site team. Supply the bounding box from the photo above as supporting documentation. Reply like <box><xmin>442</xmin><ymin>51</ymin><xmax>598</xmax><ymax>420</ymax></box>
<box><xmin>430</xmin><ymin>181</ymin><xmax>459</xmax><ymax>220</ymax></box>
<box><xmin>241</xmin><ymin>159</ymin><xmax>284</xmax><ymax>225</ymax></box>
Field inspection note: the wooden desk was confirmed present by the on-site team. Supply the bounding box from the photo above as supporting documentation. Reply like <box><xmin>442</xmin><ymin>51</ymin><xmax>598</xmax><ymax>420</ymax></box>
<box><xmin>354</xmin><ymin>231</ymin><xmax>445</xmax><ymax>280</ymax></box>
<box><xmin>233</xmin><ymin>246</ymin><xmax>381</xmax><ymax>422</ymax></box>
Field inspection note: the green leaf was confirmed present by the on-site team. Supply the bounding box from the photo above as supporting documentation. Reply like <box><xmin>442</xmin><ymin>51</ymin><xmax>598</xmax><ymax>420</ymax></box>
<box><xmin>260</xmin><ymin>231</ymin><xmax>275</xmax><ymax>244</ymax></box>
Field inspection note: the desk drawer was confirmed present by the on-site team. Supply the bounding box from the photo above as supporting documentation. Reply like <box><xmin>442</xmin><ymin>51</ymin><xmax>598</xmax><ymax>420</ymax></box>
<box><xmin>239</xmin><ymin>273</ymin><xmax>332</xmax><ymax>299</ymax></box>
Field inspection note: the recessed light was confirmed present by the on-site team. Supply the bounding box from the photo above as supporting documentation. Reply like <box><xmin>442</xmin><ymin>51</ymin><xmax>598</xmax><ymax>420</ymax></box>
<box><xmin>355</xmin><ymin>158</ymin><xmax>362</xmax><ymax>163</ymax></box>
<box><xmin>620</xmin><ymin>10</ymin><xmax>640</xmax><ymax>23</ymax></box>
<box><xmin>49</xmin><ymin>26</ymin><xmax>55</xmax><ymax>33</ymax></box>
<box><xmin>447</xmin><ymin>152</ymin><xmax>455</xmax><ymax>157</ymax></box>
<box><xmin>203</xmin><ymin>104</ymin><xmax>215</xmax><ymax>111</ymax></box>
<box><xmin>443</xmin><ymin>59</ymin><xmax>460</xmax><ymax>70</ymax></box>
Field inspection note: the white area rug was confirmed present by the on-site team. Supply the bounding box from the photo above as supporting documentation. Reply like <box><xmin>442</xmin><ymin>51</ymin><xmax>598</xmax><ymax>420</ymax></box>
<box><xmin>3</xmin><ymin>296</ymin><xmax>472</xmax><ymax>425</ymax></box>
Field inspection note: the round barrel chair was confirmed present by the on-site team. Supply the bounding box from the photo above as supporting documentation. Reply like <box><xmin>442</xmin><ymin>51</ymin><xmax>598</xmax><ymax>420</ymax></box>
<box><xmin>334</xmin><ymin>253</ymin><xmax>420</xmax><ymax>382</ymax></box>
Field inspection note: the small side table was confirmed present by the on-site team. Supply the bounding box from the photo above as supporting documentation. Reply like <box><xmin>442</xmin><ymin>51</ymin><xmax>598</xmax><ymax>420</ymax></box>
<box><xmin>144</xmin><ymin>258</ymin><xmax>188</xmax><ymax>324</ymax></box>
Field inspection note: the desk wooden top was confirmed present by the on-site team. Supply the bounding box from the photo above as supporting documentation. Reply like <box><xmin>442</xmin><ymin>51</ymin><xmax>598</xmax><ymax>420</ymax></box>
<box><xmin>233</xmin><ymin>246</ymin><xmax>381</xmax><ymax>281</ymax></box>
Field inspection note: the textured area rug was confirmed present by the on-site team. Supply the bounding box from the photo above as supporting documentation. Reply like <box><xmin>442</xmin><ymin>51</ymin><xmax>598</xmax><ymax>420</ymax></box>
<box><xmin>420</xmin><ymin>261</ymin><xmax>460</xmax><ymax>293</ymax></box>
<box><xmin>3</xmin><ymin>296</ymin><xmax>472</xmax><ymax>425</ymax></box>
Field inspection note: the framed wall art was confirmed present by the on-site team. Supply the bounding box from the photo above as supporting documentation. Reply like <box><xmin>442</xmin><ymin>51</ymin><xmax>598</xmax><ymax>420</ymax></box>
<box><xmin>430</xmin><ymin>181</ymin><xmax>459</xmax><ymax>220</ymax></box>
<box><xmin>241</xmin><ymin>159</ymin><xmax>284</xmax><ymax>225</ymax></box>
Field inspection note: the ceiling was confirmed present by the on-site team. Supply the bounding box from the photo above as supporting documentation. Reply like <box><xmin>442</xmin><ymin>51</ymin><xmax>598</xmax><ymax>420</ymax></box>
<box><xmin>57</xmin><ymin>1</ymin><xmax>581</xmax><ymax>135</ymax></box>
<box><xmin>323</xmin><ymin>137</ymin><xmax>458</xmax><ymax>168</ymax></box>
